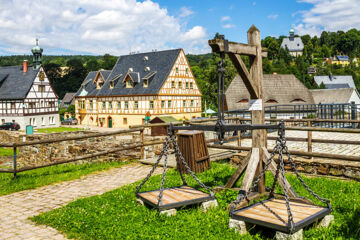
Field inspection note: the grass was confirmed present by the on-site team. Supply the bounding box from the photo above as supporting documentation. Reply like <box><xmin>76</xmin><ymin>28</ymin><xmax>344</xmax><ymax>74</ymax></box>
<box><xmin>32</xmin><ymin>163</ymin><xmax>360</xmax><ymax>239</ymax></box>
<box><xmin>0</xmin><ymin>147</ymin><xmax>14</xmax><ymax>156</ymax></box>
<box><xmin>36</xmin><ymin>127</ymin><xmax>84</xmax><ymax>133</ymax></box>
<box><xmin>0</xmin><ymin>161</ymin><xmax>132</xmax><ymax>196</ymax></box>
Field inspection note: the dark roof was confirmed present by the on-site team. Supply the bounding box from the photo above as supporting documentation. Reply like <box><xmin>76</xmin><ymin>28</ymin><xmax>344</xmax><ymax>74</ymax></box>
<box><xmin>314</xmin><ymin>75</ymin><xmax>355</xmax><ymax>89</ymax></box>
<box><xmin>281</xmin><ymin>37</ymin><xmax>304</xmax><ymax>52</ymax></box>
<box><xmin>336</xmin><ymin>55</ymin><xmax>349</xmax><ymax>61</ymax></box>
<box><xmin>75</xmin><ymin>70</ymin><xmax>111</xmax><ymax>97</ymax></box>
<box><xmin>0</xmin><ymin>66</ymin><xmax>39</xmax><ymax>100</ymax></box>
<box><xmin>60</xmin><ymin>92</ymin><xmax>76</xmax><ymax>108</ymax></box>
<box><xmin>150</xmin><ymin>116</ymin><xmax>181</xmax><ymax>123</ymax></box>
<box><xmin>97</xmin><ymin>49</ymin><xmax>181</xmax><ymax>96</ymax></box>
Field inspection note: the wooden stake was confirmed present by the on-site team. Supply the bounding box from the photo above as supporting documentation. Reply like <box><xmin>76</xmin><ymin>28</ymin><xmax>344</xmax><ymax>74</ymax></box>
<box><xmin>225</xmin><ymin>152</ymin><xmax>251</xmax><ymax>188</ymax></box>
<box><xmin>240</xmin><ymin>148</ymin><xmax>260</xmax><ymax>192</ymax></box>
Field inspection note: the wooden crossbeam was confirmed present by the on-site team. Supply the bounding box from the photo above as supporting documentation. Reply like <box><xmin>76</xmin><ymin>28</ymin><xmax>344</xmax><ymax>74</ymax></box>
<box><xmin>240</xmin><ymin>148</ymin><xmax>260</xmax><ymax>191</ymax></box>
<box><xmin>224</xmin><ymin>151</ymin><xmax>251</xmax><ymax>188</ymax></box>
<box><xmin>208</xmin><ymin>39</ymin><xmax>267</xmax><ymax>57</ymax></box>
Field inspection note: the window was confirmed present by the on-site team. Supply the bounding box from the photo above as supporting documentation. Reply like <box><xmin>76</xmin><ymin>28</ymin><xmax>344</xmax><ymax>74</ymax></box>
<box><xmin>191</xmin><ymin>100</ymin><xmax>194</xmax><ymax>107</ymax></box>
<box><xmin>266</xmin><ymin>99</ymin><xmax>278</xmax><ymax>103</ymax></box>
<box><xmin>135</xmin><ymin>101</ymin><xmax>138</xmax><ymax>109</ymax></box>
<box><xmin>117</xmin><ymin>101</ymin><xmax>121</xmax><ymax>109</ymax></box>
<box><xmin>178</xmin><ymin>82</ymin><xmax>182</xmax><ymax>88</ymax></box>
<box><xmin>110</xmin><ymin>81</ymin><xmax>114</xmax><ymax>89</ymax></box>
<box><xmin>38</xmin><ymin>85</ymin><xmax>45</xmax><ymax>92</ymax></box>
<box><xmin>143</xmin><ymin>79</ymin><xmax>148</xmax><ymax>88</ymax></box>
<box><xmin>190</xmin><ymin>82</ymin><xmax>193</xmax><ymax>89</ymax></box>
<box><xmin>186</xmin><ymin>68</ymin><xmax>188</xmax><ymax>74</ymax></box>
<box><xmin>183</xmin><ymin>100</ymin><xmax>186</xmax><ymax>107</ymax></box>
<box><xmin>89</xmin><ymin>100</ymin><xmax>93</xmax><ymax>109</ymax></box>
<box><xmin>123</xmin><ymin>118</ymin><xmax>127</xmax><ymax>125</ymax></box>
<box><xmin>168</xmin><ymin>100</ymin><xmax>172</xmax><ymax>108</ymax></box>
<box><xmin>176</xmin><ymin>67</ymin><xmax>179</xmax><ymax>73</ymax></box>
<box><xmin>49</xmin><ymin>101</ymin><xmax>55</xmax><ymax>108</ymax></box>
<box><xmin>41</xmin><ymin>117</ymin><xmax>45</xmax><ymax>125</ymax></box>
<box><xmin>78</xmin><ymin>100</ymin><xmax>85</xmax><ymax>109</ymax></box>
<box><xmin>186</xmin><ymin>82</ymin><xmax>189</xmax><ymax>89</ymax></box>
<box><xmin>149</xmin><ymin>100</ymin><xmax>154</xmax><ymax>109</ymax></box>
<box><xmin>125</xmin><ymin>101</ymin><xmax>129</xmax><ymax>109</ymax></box>
<box><xmin>171</xmin><ymin>81</ymin><xmax>175</xmax><ymax>88</ymax></box>
<box><xmin>102</xmin><ymin>102</ymin><xmax>106</xmax><ymax>109</ymax></box>
<box><xmin>40</xmin><ymin>100</ymin><xmax>44</xmax><ymax>108</ymax></box>
<box><xmin>238</xmin><ymin>99</ymin><xmax>248</xmax><ymax>103</ymax></box>
<box><xmin>291</xmin><ymin>98</ymin><xmax>306</xmax><ymax>103</ymax></box>
<box><xmin>109</xmin><ymin>101</ymin><xmax>112</xmax><ymax>109</ymax></box>
<box><xmin>126</xmin><ymin>80</ymin><xmax>133</xmax><ymax>88</ymax></box>
<box><xmin>161</xmin><ymin>100</ymin><xmax>165</xmax><ymax>108</ymax></box>
<box><xmin>10</xmin><ymin>103</ymin><xmax>15</xmax><ymax>109</ymax></box>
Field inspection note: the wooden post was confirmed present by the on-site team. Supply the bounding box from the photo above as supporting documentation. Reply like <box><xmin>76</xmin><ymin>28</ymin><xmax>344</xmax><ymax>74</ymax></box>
<box><xmin>140</xmin><ymin>129</ymin><xmax>145</xmax><ymax>159</ymax></box>
<box><xmin>237</xmin><ymin>131</ymin><xmax>241</xmax><ymax>152</ymax></box>
<box><xmin>307</xmin><ymin>121</ymin><xmax>312</xmax><ymax>158</ymax></box>
<box><xmin>247</xmin><ymin>26</ymin><xmax>266</xmax><ymax>193</ymax></box>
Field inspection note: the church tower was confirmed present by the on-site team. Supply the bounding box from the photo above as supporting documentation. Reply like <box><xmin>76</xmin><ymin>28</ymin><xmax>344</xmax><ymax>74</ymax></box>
<box><xmin>31</xmin><ymin>38</ymin><xmax>43</xmax><ymax>69</ymax></box>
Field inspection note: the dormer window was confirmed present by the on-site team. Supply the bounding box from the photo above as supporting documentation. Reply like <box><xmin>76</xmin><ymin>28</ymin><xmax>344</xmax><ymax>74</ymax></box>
<box><xmin>266</xmin><ymin>99</ymin><xmax>278</xmax><ymax>103</ymax></box>
<box><xmin>110</xmin><ymin>81</ymin><xmax>114</xmax><ymax>89</ymax></box>
<box><xmin>126</xmin><ymin>79</ymin><xmax>133</xmax><ymax>88</ymax></box>
<box><xmin>143</xmin><ymin>79</ymin><xmax>148</xmax><ymax>88</ymax></box>
<box><xmin>238</xmin><ymin>99</ymin><xmax>248</xmax><ymax>103</ymax></box>
<box><xmin>143</xmin><ymin>56</ymin><xmax>148</xmax><ymax>61</ymax></box>
<box><xmin>291</xmin><ymin>98</ymin><xmax>305</xmax><ymax>103</ymax></box>
<box><xmin>128</xmin><ymin>68</ymin><xmax>133</xmax><ymax>72</ymax></box>
<box><xmin>144</xmin><ymin>67</ymin><xmax>150</xmax><ymax>71</ymax></box>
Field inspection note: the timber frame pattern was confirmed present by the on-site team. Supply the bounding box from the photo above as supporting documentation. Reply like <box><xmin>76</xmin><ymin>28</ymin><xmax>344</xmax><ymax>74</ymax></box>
<box><xmin>208</xmin><ymin>25</ymin><xmax>297</xmax><ymax>197</ymax></box>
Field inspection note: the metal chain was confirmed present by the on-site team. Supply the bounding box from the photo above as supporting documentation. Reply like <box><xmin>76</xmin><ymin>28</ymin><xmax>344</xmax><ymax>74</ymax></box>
<box><xmin>282</xmin><ymin>141</ymin><xmax>332</xmax><ymax>211</ymax></box>
<box><xmin>278</xmin><ymin>138</ymin><xmax>295</xmax><ymax>232</ymax></box>
<box><xmin>170</xmin><ymin>135</ymin><xmax>214</xmax><ymax>196</ymax></box>
<box><xmin>136</xmin><ymin>136</ymin><xmax>170</xmax><ymax>194</ymax></box>
<box><xmin>157</xmin><ymin>138</ymin><xmax>170</xmax><ymax>207</ymax></box>
<box><xmin>173</xmin><ymin>145</ymin><xmax>188</xmax><ymax>186</ymax></box>
<box><xmin>230</xmin><ymin>142</ymin><xmax>280</xmax><ymax>211</ymax></box>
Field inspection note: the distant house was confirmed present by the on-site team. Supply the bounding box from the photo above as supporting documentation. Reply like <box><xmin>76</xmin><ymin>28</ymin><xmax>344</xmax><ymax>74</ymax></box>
<box><xmin>280</xmin><ymin>29</ymin><xmax>304</xmax><ymax>57</ymax></box>
<box><xmin>74</xmin><ymin>49</ymin><xmax>202</xmax><ymax>128</ymax></box>
<box><xmin>60</xmin><ymin>92</ymin><xmax>76</xmax><ymax>108</ymax></box>
<box><xmin>0</xmin><ymin>40</ymin><xmax>59</xmax><ymax>130</ymax></box>
<box><xmin>314</xmin><ymin>74</ymin><xmax>355</xmax><ymax>89</ymax></box>
<box><xmin>307</xmin><ymin>67</ymin><xmax>317</xmax><ymax>74</ymax></box>
<box><xmin>323</xmin><ymin>55</ymin><xmax>350</xmax><ymax>66</ymax></box>
<box><xmin>225</xmin><ymin>74</ymin><xmax>315</xmax><ymax>111</ymax></box>
<box><xmin>311</xmin><ymin>88</ymin><xmax>360</xmax><ymax>105</ymax></box>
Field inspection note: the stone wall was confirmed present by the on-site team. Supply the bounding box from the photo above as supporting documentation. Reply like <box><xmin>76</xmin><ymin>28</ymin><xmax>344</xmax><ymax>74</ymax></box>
<box><xmin>231</xmin><ymin>154</ymin><xmax>360</xmax><ymax>180</ymax></box>
<box><xmin>0</xmin><ymin>130</ymin><xmax>163</xmax><ymax>169</ymax></box>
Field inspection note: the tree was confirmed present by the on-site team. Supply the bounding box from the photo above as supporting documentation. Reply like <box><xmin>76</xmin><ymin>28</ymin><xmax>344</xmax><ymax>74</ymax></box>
<box><xmin>43</xmin><ymin>63</ymin><xmax>62</xmax><ymax>96</ymax></box>
<box><xmin>102</xmin><ymin>54</ymin><xmax>117</xmax><ymax>70</ymax></box>
<box><xmin>86</xmin><ymin>59</ymin><xmax>100</xmax><ymax>71</ymax></box>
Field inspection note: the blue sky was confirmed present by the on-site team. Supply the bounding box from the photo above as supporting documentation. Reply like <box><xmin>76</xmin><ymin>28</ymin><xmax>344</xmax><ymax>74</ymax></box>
<box><xmin>0</xmin><ymin>0</ymin><xmax>358</xmax><ymax>56</ymax></box>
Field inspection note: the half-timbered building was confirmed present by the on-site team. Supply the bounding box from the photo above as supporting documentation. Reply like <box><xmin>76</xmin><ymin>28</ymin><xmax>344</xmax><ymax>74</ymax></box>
<box><xmin>75</xmin><ymin>49</ymin><xmax>202</xmax><ymax>128</ymax></box>
<box><xmin>0</xmin><ymin>40</ymin><xmax>59</xmax><ymax>130</ymax></box>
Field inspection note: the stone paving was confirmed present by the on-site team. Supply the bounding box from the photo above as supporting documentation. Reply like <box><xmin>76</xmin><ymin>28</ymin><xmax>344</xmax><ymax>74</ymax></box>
<box><xmin>0</xmin><ymin>163</ymin><xmax>161</xmax><ymax>240</ymax></box>
<box><xmin>241</xmin><ymin>130</ymin><xmax>360</xmax><ymax>156</ymax></box>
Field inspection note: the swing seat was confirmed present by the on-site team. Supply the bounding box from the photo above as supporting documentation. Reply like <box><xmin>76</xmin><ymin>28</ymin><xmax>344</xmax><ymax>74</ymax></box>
<box><xmin>230</xmin><ymin>198</ymin><xmax>331</xmax><ymax>233</ymax></box>
<box><xmin>136</xmin><ymin>186</ymin><xmax>215</xmax><ymax>210</ymax></box>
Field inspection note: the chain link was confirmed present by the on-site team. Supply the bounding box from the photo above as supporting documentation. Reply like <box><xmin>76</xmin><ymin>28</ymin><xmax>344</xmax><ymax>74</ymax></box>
<box><xmin>158</xmin><ymin>138</ymin><xmax>170</xmax><ymax>207</ymax></box>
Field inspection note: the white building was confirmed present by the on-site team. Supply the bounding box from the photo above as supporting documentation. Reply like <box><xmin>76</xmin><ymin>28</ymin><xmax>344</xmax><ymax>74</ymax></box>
<box><xmin>280</xmin><ymin>29</ymin><xmax>304</xmax><ymax>57</ymax></box>
<box><xmin>0</xmin><ymin>40</ymin><xmax>59</xmax><ymax>130</ymax></box>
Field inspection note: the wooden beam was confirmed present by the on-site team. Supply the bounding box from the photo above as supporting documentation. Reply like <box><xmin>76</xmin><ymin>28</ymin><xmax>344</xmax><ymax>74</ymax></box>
<box><xmin>225</xmin><ymin>151</ymin><xmax>251</xmax><ymax>188</ymax></box>
<box><xmin>208</xmin><ymin>39</ymin><xmax>267</xmax><ymax>57</ymax></box>
<box><xmin>228</xmin><ymin>53</ymin><xmax>258</xmax><ymax>99</ymax></box>
<box><xmin>240</xmin><ymin>148</ymin><xmax>260</xmax><ymax>191</ymax></box>
<box><xmin>262</xmin><ymin>147</ymin><xmax>298</xmax><ymax>198</ymax></box>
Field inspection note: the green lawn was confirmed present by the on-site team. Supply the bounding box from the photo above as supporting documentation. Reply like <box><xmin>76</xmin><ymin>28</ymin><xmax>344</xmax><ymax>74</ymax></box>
<box><xmin>36</xmin><ymin>127</ymin><xmax>84</xmax><ymax>133</ymax></box>
<box><xmin>32</xmin><ymin>163</ymin><xmax>360</xmax><ymax>239</ymax></box>
<box><xmin>0</xmin><ymin>147</ymin><xmax>14</xmax><ymax>156</ymax></box>
<box><xmin>0</xmin><ymin>161</ymin><xmax>132</xmax><ymax>196</ymax></box>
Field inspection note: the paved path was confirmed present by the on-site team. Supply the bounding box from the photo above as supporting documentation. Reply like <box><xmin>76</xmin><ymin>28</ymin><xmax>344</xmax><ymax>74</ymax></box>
<box><xmin>241</xmin><ymin>130</ymin><xmax>360</xmax><ymax>156</ymax></box>
<box><xmin>0</xmin><ymin>164</ymin><xmax>161</xmax><ymax>240</ymax></box>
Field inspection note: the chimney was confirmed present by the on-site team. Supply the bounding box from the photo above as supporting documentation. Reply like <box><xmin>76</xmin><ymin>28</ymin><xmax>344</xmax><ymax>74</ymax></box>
<box><xmin>23</xmin><ymin>60</ymin><xmax>28</xmax><ymax>73</ymax></box>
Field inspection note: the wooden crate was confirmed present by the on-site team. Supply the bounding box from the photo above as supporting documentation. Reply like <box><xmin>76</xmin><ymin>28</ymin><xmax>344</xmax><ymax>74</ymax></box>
<box><xmin>136</xmin><ymin>186</ymin><xmax>214</xmax><ymax>210</ymax></box>
<box><xmin>176</xmin><ymin>130</ymin><xmax>210</xmax><ymax>173</ymax></box>
<box><xmin>231</xmin><ymin>198</ymin><xmax>331</xmax><ymax>233</ymax></box>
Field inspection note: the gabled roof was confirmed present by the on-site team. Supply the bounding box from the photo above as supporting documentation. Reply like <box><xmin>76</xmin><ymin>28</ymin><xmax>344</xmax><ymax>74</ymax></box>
<box><xmin>336</xmin><ymin>55</ymin><xmax>349</xmax><ymax>61</ymax></box>
<box><xmin>225</xmin><ymin>74</ymin><xmax>314</xmax><ymax>110</ymax></box>
<box><xmin>97</xmin><ymin>49</ymin><xmax>181</xmax><ymax>96</ymax></box>
<box><xmin>311</xmin><ymin>88</ymin><xmax>356</xmax><ymax>104</ymax></box>
<box><xmin>314</xmin><ymin>75</ymin><xmax>355</xmax><ymax>89</ymax></box>
<box><xmin>0</xmin><ymin>66</ymin><xmax>40</xmax><ymax>100</ymax></box>
<box><xmin>324</xmin><ymin>83</ymin><xmax>350</xmax><ymax>89</ymax></box>
<box><xmin>75</xmin><ymin>70</ymin><xmax>111</xmax><ymax>97</ymax></box>
<box><xmin>60</xmin><ymin>92</ymin><xmax>76</xmax><ymax>108</ymax></box>
<box><xmin>150</xmin><ymin>116</ymin><xmax>181</xmax><ymax>123</ymax></box>
<box><xmin>280</xmin><ymin>37</ymin><xmax>304</xmax><ymax>52</ymax></box>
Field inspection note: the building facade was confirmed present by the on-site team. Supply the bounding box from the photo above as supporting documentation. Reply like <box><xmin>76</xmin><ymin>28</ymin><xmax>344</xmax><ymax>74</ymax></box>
<box><xmin>75</xmin><ymin>49</ymin><xmax>202</xmax><ymax>128</ymax></box>
<box><xmin>0</xmin><ymin>40</ymin><xmax>59</xmax><ymax>130</ymax></box>
<box><xmin>280</xmin><ymin>29</ymin><xmax>304</xmax><ymax>57</ymax></box>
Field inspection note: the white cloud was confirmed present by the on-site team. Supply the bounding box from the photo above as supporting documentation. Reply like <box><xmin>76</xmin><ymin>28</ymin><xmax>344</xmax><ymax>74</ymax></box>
<box><xmin>221</xmin><ymin>16</ymin><xmax>231</xmax><ymax>22</ymax></box>
<box><xmin>179</xmin><ymin>7</ymin><xmax>194</xmax><ymax>18</ymax></box>
<box><xmin>295</xmin><ymin>0</ymin><xmax>360</xmax><ymax>36</ymax></box>
<box><xmin>222</xmin><ymin>24</ymin><xmax>236</xmax><ymax>29</ymax></box>
<box><xmin>0</xmin><ymin>0</ymin><xmax>208</xmax><ymax>55</ymax></box>
<box><xmin>267</xmin><ymin>14</ymin><xmax>279</xmax><ymax>20</ymax></box>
